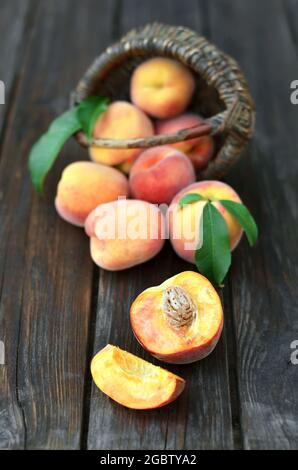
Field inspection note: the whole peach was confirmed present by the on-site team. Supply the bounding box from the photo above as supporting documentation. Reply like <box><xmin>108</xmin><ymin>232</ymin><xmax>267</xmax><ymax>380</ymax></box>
<box><xmin>130</xmin><ymin>271</ymin><xmax>223</xmax><ymax>364</ymax></box>
<box><xmin>168</xmin><ymin>181</ymin><xmax>243</xmax><ymax>264</ymax></box>
<box><xmin>130</xmin><ymin>58</ymin><xmax>195</xmax><ymax>119</ymax></box>
<box><xmin>55</xmin><ymin>161</ymin><xmax>129</xmax><ymax>227</ymax></box>
<box><xmin>85</xmin><ymin>199</ymin><xmax>165</xmax><ymax>271</ymax></box>
<box><xmin>89</xmin><ymin>101</ymin><xmax>154</xmax><ymax>166</ymax></box>
<box><xmin>129</xmin><ymin>146</ymin><xmax>195</xmax><ymax>205</ymax></box>
<box><xmin>156</xmin><ymin>114</ymin><xmax>214</xmax><ymax>171</ymax></box>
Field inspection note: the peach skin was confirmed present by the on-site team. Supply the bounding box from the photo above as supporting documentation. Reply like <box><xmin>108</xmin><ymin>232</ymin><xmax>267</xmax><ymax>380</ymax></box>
<box><xmin>89</xmin><ymin>101</ymin><xmax>154</xmax><ymax>166</ymax></box>
<box><xmin>130</xmin><ymin>271</ymin><xmax>223</xmax><ymax>364</ymax></box>
<box><xmin>55</xmin><ymin>161</ymin><xmax>129</xmax><ymax>227</ymax></box>
<box><xmin>168</xmin><ymin>181</ymin><xmax>243</xmax><ymax>264</ymax></box>
<box><xmin>85</xmin><ymin>199</ymin><xmax>165</xmax><ymax>271</ymax></box>
<box><xmin>156</xmin><ymin>114</ymin><xmax>214</xmax><ymax>171</ymax></box>
<box><xmin>130</xmin><ymin>57</ymin><xmax>195</xmax><ymax>119</ymax></box>
<box><xmin>129</xmin><ymin>146</ymin><xmax>196</xmax><ymax>205</ymax></box>
<box><xmin>91</xmin><ymin>345</ymin><xmax>185</xmax><ymax>409</ymax></box>
<box><xmin>116</xmin><ymin>156</ymin><xmax>135</xmax><ymax>174</ymax></box>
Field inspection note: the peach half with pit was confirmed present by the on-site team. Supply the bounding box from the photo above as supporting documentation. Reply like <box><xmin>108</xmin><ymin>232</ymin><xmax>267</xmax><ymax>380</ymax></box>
<box><xmin>91</xmin><ymin>344</ymin><xmax>185</xmax><ymax>409</ymax></box>
<box><xmin>130</xmin><ymin>271</ymin><xmax>223</xmax><ymax>364</ymax></box>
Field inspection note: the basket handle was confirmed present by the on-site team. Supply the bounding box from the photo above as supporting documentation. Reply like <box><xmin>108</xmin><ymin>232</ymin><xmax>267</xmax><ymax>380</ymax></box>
<box><xmin>75</xmin><ymin>97</ymin><xmax>240</xmax><ymax>149</ymax></box>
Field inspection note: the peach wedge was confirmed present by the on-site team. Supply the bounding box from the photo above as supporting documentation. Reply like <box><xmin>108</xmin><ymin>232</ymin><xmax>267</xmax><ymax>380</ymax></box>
<box><xmin>91</xmin><ymin>345</ymin><xmax>185</xmax><ymax>409</ymax></box>
<box><xmin>130</xmin><ymin>271</ymin><xmax>223</xmax><ymax>364</ymax></box>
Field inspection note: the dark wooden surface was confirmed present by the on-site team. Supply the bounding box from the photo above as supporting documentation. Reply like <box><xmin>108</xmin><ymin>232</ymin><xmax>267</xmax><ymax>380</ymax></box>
<box><xmin>0</xmin><ymin>0</ymin><xmax>297</xmax><ymax>450</ymax></box>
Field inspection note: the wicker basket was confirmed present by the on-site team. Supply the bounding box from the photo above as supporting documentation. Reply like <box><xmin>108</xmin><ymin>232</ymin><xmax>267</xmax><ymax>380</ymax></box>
<box><xmin>71</xmin><ymin>23</ymin><xmax>255</xmax><ymax>178</ymax></box>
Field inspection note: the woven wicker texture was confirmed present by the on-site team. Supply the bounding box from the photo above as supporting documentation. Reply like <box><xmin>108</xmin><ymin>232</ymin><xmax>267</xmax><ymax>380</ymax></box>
<box><xmin>72</xmin><ymin>23</ymin><xmax>255</xmax><ymax>178</ymax></box>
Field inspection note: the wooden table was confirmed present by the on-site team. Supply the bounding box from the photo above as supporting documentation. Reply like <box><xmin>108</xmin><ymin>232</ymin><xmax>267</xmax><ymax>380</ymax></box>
<box><xmin>0</xmin><ymin>0</ymin><xmax>298</xmax><ymax>450</ymax></box>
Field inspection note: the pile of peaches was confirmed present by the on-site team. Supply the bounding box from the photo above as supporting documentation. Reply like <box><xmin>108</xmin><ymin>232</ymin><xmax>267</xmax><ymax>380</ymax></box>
<box><xmin>54</xmin><ymin>58</ymin><xmax>245</xmax><ymax>409</ymax></box>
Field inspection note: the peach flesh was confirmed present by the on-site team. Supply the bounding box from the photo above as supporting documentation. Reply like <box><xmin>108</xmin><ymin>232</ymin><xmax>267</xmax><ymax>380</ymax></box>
<box><xmin>168</xmin><ymin>180</ymin><xmax>243</xmax><ymax>264</ymax></box>
<box><xmin>129</xmin><ymin>146</ymin><xmax>196</xmax><ymax>205</ymax></box>
<box><xmin>130</xmin><ymin>271</ymin><xmax>223</xmax><ymax>364</ymax></box>
<box><xmin>91</xmin><ymin>345</ymin><xmax>185</xmax><ymax>409</ymax></box>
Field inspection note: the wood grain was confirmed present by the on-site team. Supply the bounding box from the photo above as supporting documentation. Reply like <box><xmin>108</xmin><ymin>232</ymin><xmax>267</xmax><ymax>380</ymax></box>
<box><xmin>0</xmin><ymin>0</ymin><xmax>115</xmax><ymax>449</ymax></box>
<box><xmin>87</xmin><ymin>0</ymin><xmax>234</xmax><ymax>450</ymax></box>
<box><xmin>1</xmin><ymin>0</ymin><xmax>298</xmax><ymax>451</ymax></box>
<box><xmin>208</xmin><ymin>0</ymin><xmax>298</xmax><ymax>449</ymax></box>
<box><xmin>284</xmin><ymin>0</ymin><xmax>298</xmax><ymax>52</ymax></box>
<box><xmin>0</xmin><ymin>0</ymin><xmax>34</xmax><ymax>449</ymax></box>
<box><xmin>0</xmin><ymin>0</ymin><xmax>31</xmax><ymax>144</ymax></box>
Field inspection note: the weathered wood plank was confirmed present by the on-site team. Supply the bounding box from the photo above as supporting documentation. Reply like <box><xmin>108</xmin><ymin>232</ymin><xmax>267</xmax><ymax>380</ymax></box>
<box><xmin>209</xmin><ymin>0</ymin><xmax>298</xmax><ymax>450</ymax></box>
<box><xmin>0</xmin><ymin>0</ymin><xmax>32</xmax><ymax>141</ymax></box>
<box><xmin>284</xmin><ymin>0</ymin><xmax>298</xmax><ymax>52</ymax></box>
<box><xmin>0</xmin><ymin>0</ymin><xmax>116</xmax><ymax>449</ymax></box>
<box><xmin>87</xmin><ymin>0</ymin><xmax>234</xmax><ymax>450</ymax></box>
<box><xmin>0</xmin><ymin>0</ymin><xmax>35</xmax><ymax>449</ymax></box>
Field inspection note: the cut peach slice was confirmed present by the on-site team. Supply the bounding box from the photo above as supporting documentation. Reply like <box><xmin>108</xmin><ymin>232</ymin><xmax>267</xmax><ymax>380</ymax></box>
<box><xmin>130</xmin><ymin>271</ymin><xmax>223</xmax><ymax>364</ymax></box>
<box><xmin>91</xmin><ymin>345</ymin><xmax>185</xmax><ymax>409</ymax></box>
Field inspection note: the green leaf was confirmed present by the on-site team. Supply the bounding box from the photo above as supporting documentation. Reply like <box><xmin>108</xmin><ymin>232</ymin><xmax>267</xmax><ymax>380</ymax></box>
<box><xmin>219</xmin><ymin>200</ymin><xmax>258</xmax><ymax>246</ymax></box>
<box><xmin>179</xmin><ymin>192</ymin><xmax>206</xmax><ymax>208</ymax></box>
<box><xmin>77</xmin><ymin>96</ymin><xmax>108</xmax><ymax>141</ymax></box>
<box><xmin>28</xmin><ymin>95</ymin><xmax>108</xmax><ymax>193</ymax></box>
<box><xmin>195</xmin><ymin>202</ymin><xmax>231</xmax><ymax>286</ymax></box>
<box><xmin>28</xmin><ymin>108</ymin><xmax>81</xmax><ymax>193</ymax></box>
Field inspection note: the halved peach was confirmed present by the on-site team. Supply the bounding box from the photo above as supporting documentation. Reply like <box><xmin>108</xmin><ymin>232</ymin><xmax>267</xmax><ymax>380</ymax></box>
<box><xmin>91</xmin><ymin>345</ymin><xmax>185</xmax><ymax>409</ymax></box>
<box><xmin>130</xmin><ymin>271</ymin><xmax>223</xmax><ymax>364</ymax></box>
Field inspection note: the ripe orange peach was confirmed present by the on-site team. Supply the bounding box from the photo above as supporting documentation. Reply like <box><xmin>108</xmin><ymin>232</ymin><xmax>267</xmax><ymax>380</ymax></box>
<box><xmin>85</xmin><ymin>199</ymin><xmax>165</xmax><ymax>271</ymax></box>
<box><xmin>91</xmin><ymin>345</ymin><xmax>185</xmax><ymax>409</ymax></box>
<box><xmin>168</xmin><ymin>181</ymin><xmax>243</xmax><ymax>264</ymax></box>
<box><xmin>129</xmin><ymin>146</ymin><xmax>195</xmax><ymax>205</ymax></box>
<box><xmin>156</xmin><ymin>114</ymin><xmax>214</xmax><ymax>171</ymax></box>
<box><xmin>130</xmin><ymin>58</ymin><xmax>195</xmax><ymax>119</ymax></box>
<box><xmin>55</xmin><ymin>161</ymin><xmax>129</xmax><ymax>227</ymax></box>
<box><xmin>89</xmin><ymin>101</ymin><xmax>154</xmax><ymax>166</ymax></box>
<box><xmin>116</xmin><ymin>156</ymin><xmax>135</xmax><ymax>174</ymax></box>
<box><xmin>130</xmin><ymin>271</ymin><xmax>223</xmax><ymax>364</ymax></box>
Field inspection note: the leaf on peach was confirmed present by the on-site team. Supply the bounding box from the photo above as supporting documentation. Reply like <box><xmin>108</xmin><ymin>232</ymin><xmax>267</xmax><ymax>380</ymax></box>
<box><xmin>77</xmin><ymin>96</ymin><xmax>109</xmax><ymax>141</ymax></box>
<box><xmin>195</xmin><ymin>202</ymin><xmax>231</xmax><ymax>287</ymax></box>
<box><xmin>179</xmin><ymin>192</ymin><xmax>205</xmax><ymax>208</ymax></box>
<box><xmin>28</xmin><ymin>108</ymin><xmax>81</xmax><ymax>193</ymax></box>
<box><xmin>219</xmin><ymin>200</ymin><xmax>258</xmax><ymax>246</ymax></box>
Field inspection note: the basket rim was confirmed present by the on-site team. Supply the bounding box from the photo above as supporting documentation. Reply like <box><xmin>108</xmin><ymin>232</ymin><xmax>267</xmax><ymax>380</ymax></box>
<box><xmin>71</xmin><ymin>23</ymin><xmax>256</xmax><ymax>178</ymax></box>
<box><xmin>75</xmin><ymin>99</ymin><xmax>241</xmax><ymax>149</ymax></box>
